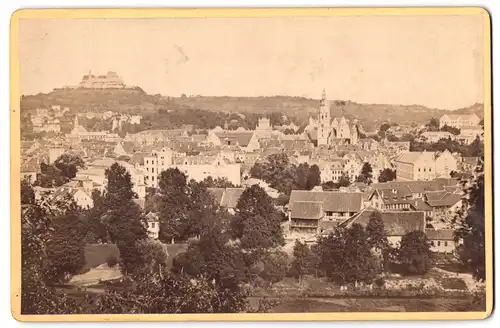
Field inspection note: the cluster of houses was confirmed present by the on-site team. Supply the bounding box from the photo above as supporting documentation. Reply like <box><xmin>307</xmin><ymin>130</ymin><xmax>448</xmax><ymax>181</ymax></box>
<box><xmin>285</xmin><ymin>178</ymin><xmax>463</xmax><ymax>254</ymax></box>
<box><xmin>21</xmin><ymin>94</ymin><xmax>482</xmax><ymax>249</ymax></box>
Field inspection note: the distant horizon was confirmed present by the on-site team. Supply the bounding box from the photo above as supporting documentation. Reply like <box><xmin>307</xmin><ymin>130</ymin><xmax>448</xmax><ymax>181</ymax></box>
<box><xmin>19</xmin><ymin>16</ymin><xmax>485</xmax><ymax>110</ymax></box>
<box><xmin>21</xmin><ymin>83</ymin><xmax>483</xmax><ymax>112</ymax></box>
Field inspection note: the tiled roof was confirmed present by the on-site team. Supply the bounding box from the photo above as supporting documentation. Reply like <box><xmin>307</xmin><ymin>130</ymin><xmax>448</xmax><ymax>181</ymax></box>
<box><xmin>290</xmin><ymin>201</ymin><xmax>324</xmax><ymax>220</ymax></box>
<box><xmin>426</xmin><ymin>192</ymin><xmax>462</xmax><ymax>207</ymax></box>
<box><xmin>289</xmin><ymin>190</ymin><xmax>363</xmax><ymax>212</ymax></box>
<box><xmin>214</xmin><ymin>132</ymin><xmax>255</xmax><ymax>147</ymax></box>
<box><xmin>220</xmin><ymin>188</ymin><xmax>245</xmax><ymax>209</ymax></box>
<box><xmin>207</xmin><ymin>188</ymin><xmax>225</xmax><ymax>205</ymax></box>
<box><xmin>410</xmin><ymin>199</ymin><xmax>433</xmax><ymax>211</ymax></box>
<box><xmin>129</xmin><ymin>152</ymin><xmax>148</xmax><ymax>166</ymax></box>
<box><xmin>347</xmin><ymin>209</ymin><xmax>426</xmax><ymax>236</ymax></box>
<box><xmin>425</xmin><ymin>229</ymin><xmax>455</xmax><ymax>240</ymax></box>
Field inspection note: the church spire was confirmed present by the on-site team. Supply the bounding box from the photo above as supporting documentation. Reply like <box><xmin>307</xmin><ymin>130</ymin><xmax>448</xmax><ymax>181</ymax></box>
<box><xmin>74</xmin><ymin>114</ymin><xmax>79</xmax><ymax>129</ymax></box>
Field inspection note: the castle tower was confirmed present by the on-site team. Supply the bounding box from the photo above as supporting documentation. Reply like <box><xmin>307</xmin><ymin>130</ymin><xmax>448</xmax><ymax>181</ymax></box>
<box><xmin>317</xmin><ymin>88</ymin><xmax>331</xmax><ymax>146</ymax></box>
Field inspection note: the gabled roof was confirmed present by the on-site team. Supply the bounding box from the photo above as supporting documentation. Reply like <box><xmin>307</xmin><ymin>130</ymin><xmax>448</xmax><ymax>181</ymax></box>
<box><xmin>207</xmin><ymin>188</ymin><xmax>225</xmax><ymax>205</ymax></box>
<box><xmin>289</xmin><ymin>190</ymin><xmax>363</xmax><ymax>212</ymax></box>
<box><xmin>425</xmin><ymin>192</ymin><xmax>462</xmax><ymax>207</ymax></box>
<box><xmin>345</xmin><ymin>209</ymin><xmax>426</xmax><ymax>236</ymax></box>
<box><xmin>220</xmin><ymin>188</ymin><xmax>245</xmax><ymax>208</ymax></box>
<box><xmin>426</xmin><ymin>229</ymin><xmax>455</xmax><ymax>240</ymax></box>
<box><xmin>290</xmin><ymin>201</ymin><xmax>324</xmax><ymax>220</ymax></box>
<box><xmin>214</xmin><ymin>132</ymin><xmax>256</xmax><ymax>147</ymax></box>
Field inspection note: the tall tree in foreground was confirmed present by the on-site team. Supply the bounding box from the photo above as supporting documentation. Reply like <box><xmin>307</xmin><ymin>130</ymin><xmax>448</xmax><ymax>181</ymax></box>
<box><xmin>289</xmin><ymin>240</ymin><xmax>310</xmax><ymax>284</ymax></box>
<box><xmin>454</xmin><ymin>158</ymin><xmax>485</xmax><ymax>281</ymax></box>
<box><xmin>157</xmin><ymin>168</ymin><xmax>190</xmax><ymax>243</ymax></box>
<box><xmin>231</xmin><ymin>185</ymin><xmax>284</xmax><ymax>249</ymax></box>
<box><xmin>103</xmin><ymin>163</ymin><xmax>148</xmax><ymax>277</ymax></box>
<box><xmin>366</xmin><ymin>211</ymin><xmax>389</xmax><ymax>272</ymax></box>
<box><xmin>45</xmin><ymin>207</ymin><xmax>87</xmax><ymax>283</ymax></box>
<box><xmin>21</xmin><ymin>193</ymin><xmax>82</xmax><ymax>314</ymax></box>
<box><xmin>397</xmin><ymin>230</ymin><xmax>433</xmax><ymax>275</ymax></box>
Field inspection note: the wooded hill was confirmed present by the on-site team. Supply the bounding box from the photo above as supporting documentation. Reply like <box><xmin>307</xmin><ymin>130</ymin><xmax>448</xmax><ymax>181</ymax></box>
<box><xmin>20</xmin><ymin>88</ymin><xmax>485</xmax><ymax>131</ymax></box>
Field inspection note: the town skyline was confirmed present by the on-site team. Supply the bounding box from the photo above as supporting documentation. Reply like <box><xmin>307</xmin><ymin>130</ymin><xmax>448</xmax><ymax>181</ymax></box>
<box><xmin>19</xmin><ymin>15</ymin><xmax>484</xmax><ymax>109</ymax></box>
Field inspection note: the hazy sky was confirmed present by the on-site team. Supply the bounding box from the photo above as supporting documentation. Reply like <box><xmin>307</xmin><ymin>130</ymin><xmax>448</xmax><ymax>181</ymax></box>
<box><xmin>19</xmin><ymin>15</ymin><xmax>485</xmax><ymax>109</ymax></box>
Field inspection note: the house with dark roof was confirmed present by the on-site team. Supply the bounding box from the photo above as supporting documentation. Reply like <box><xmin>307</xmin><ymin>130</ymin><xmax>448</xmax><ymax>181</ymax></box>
<box><xmin>288</xmin><ymin>190</ymin><xmax>364</xmax><ymax>236</ymax></box>
<box><xmin>289</xmin><ymin>201</ymin><xmax>324</xmax><ymax>235</ymax></box>
<box><xmin>424</xmin><ymin>191</ymin><xmax>462</xmax><ymax>217</ymax></box>
<box><xmin>343</xmin><ymin>209</ymin><xmax>426</xmax><ymax>246</ymax></box>
<box><xmin>207</xmin><ymin>187</ymin><xmax>246</xmax><ymax>214</ymax></box>
<box><xmin>207</xmin><ymin>131</ymin><xmax>260</xmax><ymax>152</ymax></box>
<box><xmin>426</xmin><ymin>229</ymin><xmax>456</xmax><ymax>254</ymax></box>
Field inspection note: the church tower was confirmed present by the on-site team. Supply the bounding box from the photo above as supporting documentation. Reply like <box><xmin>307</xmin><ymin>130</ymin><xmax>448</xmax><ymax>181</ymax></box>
<box><xmin>317</xmin><ymin>88</ymin><xmax>331</xmax><ymax>146</ymax></box>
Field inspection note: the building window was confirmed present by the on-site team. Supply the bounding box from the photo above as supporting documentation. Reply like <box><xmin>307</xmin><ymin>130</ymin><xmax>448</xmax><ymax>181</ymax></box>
<box><xmin>430</xmin><ymin>241</ymin><xmax>434</xmax><ymax>246</ymax></box>
<box><xmin>152</xmin><ymin>168</ymin><xmax>154</xmax><ymax>173</ymax></box>
<box><xmin>152</xmin><ymin>160</ymin><xmax>155</xmax><ymax>164</ymax></box>
<box><xmin>444</xmin><ymin>241</ymin><xmax>448</xmax><ymax>246</ymax></box>
<box><xmin>418</xmin><ymin>168</ymin><xmax>421</xmax><ymax>172</ymax></box>
<box><xmin>437</xmin><ymin>241</ymin><xmax>441</xmax><ymax>246</ymax></box>
<box><xmin>151</xmin><ymin>222</ymin><xmax>155</xmax><ymax>228</ymax></box>
<box><xmin>146</xmin><ymin>160</ymin><xmax>148</xmax><ymax>164</ymax></box>
<box><xmin>152</xmin><ymin>176</ymin><xmax>155</xmax><ymax>181</ymax></box>
<box><xmin>424</xmin><ymin>168</ymin><xmax>426</xmax><ymax>172</ymax></box>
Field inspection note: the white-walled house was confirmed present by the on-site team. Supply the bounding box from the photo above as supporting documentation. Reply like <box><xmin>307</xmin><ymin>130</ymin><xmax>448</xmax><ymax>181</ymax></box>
<box><xmin>426</xmin><ymin>229</ymin><xmax>456</xmax><ymax>254</ymax></box>
<box><xmin>434</xmin><ymin>150</ymin><xmax>458</xmax><ymax>178</ymax></box>
<box><xmin>439</xmin><ymin>114</ymin><xmax>480</xmax><ymax>129</ymax></box>
<box><xmin>395</xmin><ymin>152</ymin><xmax>436</xmax><ymax>181</ymax></box>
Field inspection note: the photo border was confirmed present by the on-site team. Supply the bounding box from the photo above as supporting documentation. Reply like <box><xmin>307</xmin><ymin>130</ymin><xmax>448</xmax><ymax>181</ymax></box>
<box><xmin>9</xmin><ymin>7</ymin><xmax>493</xmax><ymax>322</ymax></box>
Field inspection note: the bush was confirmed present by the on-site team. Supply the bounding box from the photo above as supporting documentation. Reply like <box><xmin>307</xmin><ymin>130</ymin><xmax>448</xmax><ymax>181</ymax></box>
<box><xmin>374</xmin><ymin>277</ymin><xmax>386</xmax><ymax>288</ymax></box>
<box><xmin>106</xmin><ymin>255</ymin><xmax>118</xmax><ymax>267</ymax></box>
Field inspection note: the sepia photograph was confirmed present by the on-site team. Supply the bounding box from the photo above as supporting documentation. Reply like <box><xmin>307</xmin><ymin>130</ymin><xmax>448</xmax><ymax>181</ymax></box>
<box><xmin>10</xmin><ymin>8</ymin><xmax>492</xmax><ymax>321</ymax></box>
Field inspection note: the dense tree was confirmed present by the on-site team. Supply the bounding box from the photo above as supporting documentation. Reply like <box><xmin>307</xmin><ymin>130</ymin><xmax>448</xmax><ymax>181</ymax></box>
<box><xmin>84</xmin><ymin>189</ymin><xmax>109</xmax><ymax>243</ymax></box>
<box><xmin>306</xmin><ymin>164</ymin><xmax>322</xmax><ymax>190</ymax></box>
<box><xmin>289</xmin><ymin>240</ymin><xmax>310</xmax><ymax>283</ymax></box>
<box><xmin>53</xmin><ymin>153</ymin><xmax>85</xmax><ymax>180</ymax></box>
<box><xmin>45</xmin><ymin>207</ymin><xmax>87</xmax><ymax>283</ymax></box>
<box><xmin>200</xmin><ymin>176</ymin><xmax>236</xmax><ymax>188</ymax></box>
<box><xmin>410</xmin><ymin>136</ymin><xmax>483</xmax><ymax>157</ymax></box>
<box><xmin>231</xmin><ymin>185</ymin><xmax>284</xmax><ymax>250</ymax></box>
<box><xmin>172</xmin><ymin>221</ymin><xmax>246</xmax><ymax>289</ymax></box>
<box><xmin>21</xmin><ymin>178</ymin><xmax>35</xmax><ymax>205</ymax></box>
<box><xmin>356</xmin><ymin>162</ymin><xmax>373</xmax><ymax>184</ymax></box>
<box><xmin>378</xmin><ymin>168</ymin><xmax>397</xmax><ymax>183</ymax></box>
<box><xmin>103</xmin><ymin>163</ymin><xmax>148</xmax><ymax>276</ymax></box>
<box><xmin>317</xmin><ymin>224</ymin><xmax>376</xmax><ymax>284</ymax></box>
<box><xmin>157</xmin><ymin>168</ymin><xmax>190</xmax><ymax>243</ymax></box>
<box><xmin>427</xmin><ymin>117</ymin><xmax>440</xmax><ymax>131</ymax></box>
<box><xmin>454</xmin><ymin>158</ymin><xmax>485</xmax><ymax>281</ymax></box>
<box><xmin>86</xmin><ymin>272</ymin><xmax>248</xmax><ymax>314</ymax></box>
<box><xmin>366</xmin><ymin>211</ymin><xmax>390</xmax><ymax>273</ymax></box>
<box><xmin>36</xmin><ymin>162</ymin><xmax>68</xmax><ymax>187</ymax></box>
<box><xmin>397</xmin><ymin>230</ymin><xmax>433</xmax><ymax>275</ymax></box>
<box><xmin>440</xmin><ymin>124</ymin><xmax>461</xmax><ymax>135</ymax></box>
<box><xmin>259</xmin><ymin>251</ymin><xmax>289</xmax><ymax>286</ymax></box>
<box><xmin>21</xmin><ymin>190</ymin><xmax>83</xmax><ymax>314</ymax></box>
<box><xmin>132</xmin><ymin>239</ymin><xmax>169</xmax><ymax>279</ymax></box>
<box><xmin>337</xmin><ymin>173</ymin><xmax>351</xmax><ymax>188</ymax></box>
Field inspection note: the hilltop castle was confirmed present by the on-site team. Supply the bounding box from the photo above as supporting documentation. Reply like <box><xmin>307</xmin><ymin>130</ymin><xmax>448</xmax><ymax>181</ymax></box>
<box><xmin>61</xmin><ymin>71</ymin><xmax>130</xmax><ymax>89</ymax></box>
<box><xmin>306</xmin><ymin>89</ymin><xmax>359</xmax><ymax>147</ymax></box>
